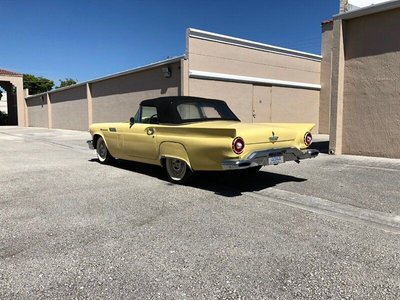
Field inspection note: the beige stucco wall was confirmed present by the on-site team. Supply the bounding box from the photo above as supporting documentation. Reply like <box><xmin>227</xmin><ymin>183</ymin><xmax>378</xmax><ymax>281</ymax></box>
<box><xmin>188</xmin><ymin>79</ymin><xmax>319</xmax><ymax>132</ymax></box>
<box><xmin>270</xmin><ymin>87</ymin><xmax>320</xmax><ymax>130</ymax></box>
<box><xmin>50</xmin><ymin>85</ymin><xmax>88</xmax><ymax>131</ymax></box>
<box><xmin>328</xmin><ymin>19</ymin><xmax>345</xmax><ymax>155</ymax></box>
<box><xmin>24</xmin><ymin>61</ymin><xmax>181</xmax><ymax>131</ymax></box>
<box><xmin>187</xmin><ymin>34</ymin><xmax>321</xmax><ymax>131</ymax></box>
<box><xmin>319</xmin><ymin>21</ymin><xmax>334</xmax><ymax>134</ymax></box>
<box><xmin>92</xmin><ymin>63</ymin><xmax>181</xmax><ymax>123</ymax></box>
<box><xmin>23</xmin><ymin>30</ymin><xmax>323</xmax><ymax>133</ymax></box>
<box><xmin>26</xmin><ymin>95</ymin><xmax>48</xmax><ymax>128</ymax></box>
<box><xmin>0</xmin><ymin>75</ymin><xmax>25</xmax><ymax>126</ymax></box>
<box><xmin>342</xmin><ymin>8</ymin><xmax>400</xmax><ymax>158</ymax></box>
<box><xmin>188</xmin><ymin>79</ymin><xmax>253</xmax><ymax>122</ymax></box>
<box><xmin>187</xmin><ymin>37</ymin><xmax>321</xmax><ymax>85</ymax></box>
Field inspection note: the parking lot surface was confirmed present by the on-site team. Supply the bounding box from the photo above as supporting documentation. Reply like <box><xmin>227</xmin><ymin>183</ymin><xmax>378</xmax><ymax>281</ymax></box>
<box><xmin>1</xmin><ymin>126</ymin><xmax>399</xmax><ymax>299</ymax></box>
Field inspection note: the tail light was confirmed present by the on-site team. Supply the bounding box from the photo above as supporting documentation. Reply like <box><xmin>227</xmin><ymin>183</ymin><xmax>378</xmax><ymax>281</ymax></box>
<box><xmin>304</xmin><ymin>132</ymin><xmax>313</xmax><ymax>147</ymax></box>
<box><xmin>232</xmin><ymin>137</ymin><xmax>245</xmax><ymax>154</ymax></box>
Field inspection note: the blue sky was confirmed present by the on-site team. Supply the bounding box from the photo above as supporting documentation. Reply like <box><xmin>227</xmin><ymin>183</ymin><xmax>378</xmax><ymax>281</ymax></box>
<box><xmin>1</xmin><ymin>0</ymin><xmax>338</xmax><ymax>85</ymax></box>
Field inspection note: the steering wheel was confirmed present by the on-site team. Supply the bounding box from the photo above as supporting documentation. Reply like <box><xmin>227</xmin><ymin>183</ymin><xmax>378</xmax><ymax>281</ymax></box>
<box><xmin>149</xmin><ymin>114</ymin><xmax>158</xmax><ymax>124</ymax></box>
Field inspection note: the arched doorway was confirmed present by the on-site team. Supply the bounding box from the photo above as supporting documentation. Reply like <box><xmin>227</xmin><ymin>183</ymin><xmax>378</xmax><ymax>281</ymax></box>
<box><xmin>0</xmin><ymin>69</ymin><xmax>25</xmax><ymax>126</ymax></box>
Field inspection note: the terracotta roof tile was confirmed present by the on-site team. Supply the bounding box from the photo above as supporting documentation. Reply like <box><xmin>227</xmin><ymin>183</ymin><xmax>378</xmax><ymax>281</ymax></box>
<box><xmin>0</xmin><ymin>68</ymin><xmax>22</xmax><ymax>77</ymax></box>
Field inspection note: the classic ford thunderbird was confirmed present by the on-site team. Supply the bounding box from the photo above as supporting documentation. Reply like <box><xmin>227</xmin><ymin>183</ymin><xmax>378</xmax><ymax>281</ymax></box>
<box><xmin>87</xmin><ymin>96</ymin><xmax>318</xmax><ymax>183</ymax></box>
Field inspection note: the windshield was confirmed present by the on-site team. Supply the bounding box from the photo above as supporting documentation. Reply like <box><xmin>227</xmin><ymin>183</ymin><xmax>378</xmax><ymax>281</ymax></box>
<box><xmin>176</xmin><ymin>101</ymin><xmax>239</xmax><ymax>122</ymax></box>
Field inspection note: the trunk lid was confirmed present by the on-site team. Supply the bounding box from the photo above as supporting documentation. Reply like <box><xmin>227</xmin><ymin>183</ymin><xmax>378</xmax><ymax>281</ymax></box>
<box><xmin>240</xmin><ymin>124</ymin><xmax>296</xmax><ymax>145</ymax></box>
<box><xmin>220</xmin><ymin>122</ymin><xmax>300</xmax><ymax>145</ymax></box>
<box><xmin>181</xmin><ymin>121</ymin><xmax>314</xmax><ymax>145</ymax></box>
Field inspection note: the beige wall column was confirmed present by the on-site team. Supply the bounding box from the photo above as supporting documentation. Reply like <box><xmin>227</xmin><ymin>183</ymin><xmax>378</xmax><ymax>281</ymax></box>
<box><xmin>16</xmin><ymin>81</ymin><xmax>26</xmax><ymax>126</ymax></box>
<box><xmin>329</xmin><ymin>19</ymin><xmax>345</xmax><ymax>155</ymax></box>
<box><xmin>47</xmin><ymin>93</ymin><xmax>52</xmax><ymax>128</ymax></box>
<box><xmin>180</xmin><ymin>58</ymin><xmax>189</xmax><ymax>96</ymax></box>
<box><xmin>4</xmin><ymin>76</ymin><xmax>27</xmax><ymax>127</ymax></box>
<box><xmin>87</xmin><ymin>83</ymin><xmax>93</xmax><ymax>127</ymax></box>
<box><xmin>319</xmin><ymin>21</ymin><xmax>333</xmax><ymax>134</ymax></box>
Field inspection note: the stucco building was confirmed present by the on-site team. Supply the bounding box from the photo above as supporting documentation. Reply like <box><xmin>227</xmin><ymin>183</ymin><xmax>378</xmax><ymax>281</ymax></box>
<box><xmin>0</xmin><ymin>69</ymin><xmax>24</xmax><ymax>125</ymax></box>
<box><xmin>327</xmin><ymin>0</ymin><xmax>400</xmax><ymax>158</ymax></box>
<box><xmin>24</xmin><ymin>28</ymin><xmax>323</xmax><ymax>133</ymax></box>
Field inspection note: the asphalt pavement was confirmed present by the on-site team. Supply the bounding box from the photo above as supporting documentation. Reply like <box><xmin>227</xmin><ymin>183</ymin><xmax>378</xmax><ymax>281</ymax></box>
<box><xmin>0</xmin><ymin>126</ymin><xmax>399</xmax><ymax>299</ymax></box>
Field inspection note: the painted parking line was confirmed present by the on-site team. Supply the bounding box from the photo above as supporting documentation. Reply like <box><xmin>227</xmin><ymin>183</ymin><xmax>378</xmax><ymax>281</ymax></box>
<box><xmin>247</xmin><ymin>188</ymin><xmax>400</xmax><ymax>234</ymax></box>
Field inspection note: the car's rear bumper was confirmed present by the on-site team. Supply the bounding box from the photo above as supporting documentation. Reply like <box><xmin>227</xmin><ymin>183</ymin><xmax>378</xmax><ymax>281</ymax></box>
<box><xmin>221</xmin><ymin>148</ymin><xmax>319</xmax><ymax>170</ymax></box>
<box><xmin>87</xmin><ymin>140</ymin><xmax>95</xmax><ymax>150</ymax></box>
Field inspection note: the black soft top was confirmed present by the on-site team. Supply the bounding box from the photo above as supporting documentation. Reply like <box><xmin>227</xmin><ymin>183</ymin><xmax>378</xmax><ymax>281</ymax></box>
<box><xmin>140</xmin><ymin>96</ymin><xmax>240</xmax><ymax>124</ymax></box>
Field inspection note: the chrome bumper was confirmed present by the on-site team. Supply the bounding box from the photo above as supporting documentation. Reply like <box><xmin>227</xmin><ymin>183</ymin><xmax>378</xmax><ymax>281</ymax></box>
<box><xmin>87</xmin><ymin>140</ymin><xmax>95</xmax><ymax>150</ymax></box>
<box><xmin>221</xmin><ymin>148</ymin><xmax>319</xmax><ymax>170</ymax></box>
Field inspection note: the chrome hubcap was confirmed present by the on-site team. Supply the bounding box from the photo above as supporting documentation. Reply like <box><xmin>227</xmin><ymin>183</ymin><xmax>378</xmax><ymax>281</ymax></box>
<box><xmin>166</xmin><ymin>158</ymin><xmax>186</xmax><ymax>180</ymax></box>
<box><xmin>98</xmin><ymin>140</ymin><xmax>107</xmax><ymax>159</ymax></box>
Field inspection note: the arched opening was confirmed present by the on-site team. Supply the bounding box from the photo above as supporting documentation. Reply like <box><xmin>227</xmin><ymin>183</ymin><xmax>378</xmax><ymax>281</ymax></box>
<box><xmin>0</xmin><ymin>69</ymin><xmax>24</xmax><ymax>126</ymax></box>
<box><xmin>0</xmin><ymin>86</ymin><xmax>7</xmax><ymax>125</ymax></box>
<box><xmin>0</xmin><ymin>81</ymin><xmax>18</xmax><ymax>125</ymax></box>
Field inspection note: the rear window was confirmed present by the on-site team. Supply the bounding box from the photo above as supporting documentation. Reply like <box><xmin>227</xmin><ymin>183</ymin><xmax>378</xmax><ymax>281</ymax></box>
<box><xmin>177</xmin><ymin>102</ymin><xmax>238</xmax><ymax>121</ymax></box>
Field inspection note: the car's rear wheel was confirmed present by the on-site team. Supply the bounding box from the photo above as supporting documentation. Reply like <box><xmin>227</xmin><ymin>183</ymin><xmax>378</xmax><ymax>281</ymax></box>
<box><xmin>165</xmin><ymin>157</ymin><xmax>192</xmax><ymax>184</ymax></box>
<box><xmin>96</xmin><ymin>137</ymin><xmax>113</xmax><ymax>164</ymax></box>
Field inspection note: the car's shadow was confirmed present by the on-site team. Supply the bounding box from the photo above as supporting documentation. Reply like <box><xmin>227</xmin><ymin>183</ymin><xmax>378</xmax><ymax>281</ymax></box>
<box><xmin>89</xmin><ymin>159</ymin><xmax>306</xmax><ymax>197</ymax></box>
<box><xmin>191</xmin><ymin>171</ymin><xmax>306</xmax><ymax>197</ymax></box>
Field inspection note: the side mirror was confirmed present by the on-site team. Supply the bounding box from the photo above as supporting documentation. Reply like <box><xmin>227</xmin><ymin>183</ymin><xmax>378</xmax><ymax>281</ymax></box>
<box><xmin>129</xmin><ymin>117</ymin><xmax>135</xmax><ymax>128</ymax></box>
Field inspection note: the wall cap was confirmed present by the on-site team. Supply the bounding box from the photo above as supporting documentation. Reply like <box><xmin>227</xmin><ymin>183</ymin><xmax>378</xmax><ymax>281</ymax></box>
<box><xmin>187</xmin><ymin>28</ymin><xmax>322</xmax><ymax>62</ymax></box>
<box><xmin>25</xmin><ymin>56</ymin><xmax>185</xmax><ymax>100</ymax></box>
<box><xmin>333</xmin><ymin>0</ymin><xmax>400</xmax><ymax>20</ymax></box>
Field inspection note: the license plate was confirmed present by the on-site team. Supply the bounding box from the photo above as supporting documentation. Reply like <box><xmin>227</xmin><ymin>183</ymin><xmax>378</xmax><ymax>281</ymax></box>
<box><xmin>268</xmin><ymin>155</ymin><xmax>284</xmax><ymax>165</ymax></box>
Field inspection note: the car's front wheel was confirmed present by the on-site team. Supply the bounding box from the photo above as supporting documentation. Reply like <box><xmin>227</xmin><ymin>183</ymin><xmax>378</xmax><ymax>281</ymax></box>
<box><xmin>165</xmin><ymin>157</ymin><xmax>192</xmax><ymax>184</ymax></box>
<box><xmin>96</xmin><ymin>137</ymin><xmax>113</xmax><ymax>164</ymax></box>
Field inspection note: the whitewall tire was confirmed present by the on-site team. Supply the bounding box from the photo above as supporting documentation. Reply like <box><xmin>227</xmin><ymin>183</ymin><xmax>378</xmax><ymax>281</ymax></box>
<box><xmin>165</xmin><ymin>157</ymin><xmax>192</xmax><ymax>184</ymax></box>
<box><xmin>96</xmin><ymin>137</ymin><xmax>113</xmax><ymax>164</ymax></box>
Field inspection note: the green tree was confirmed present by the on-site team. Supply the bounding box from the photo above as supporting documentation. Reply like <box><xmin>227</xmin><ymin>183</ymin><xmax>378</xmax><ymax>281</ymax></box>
<box><xmin>57</xmin><ymin>78</ymin><xmax>77</xmax><ymax>89</ymax></box>
<box><xmin>23</xmin><ymin>74</ymin><xmax>54</xmax><ymax>95</ymax></box>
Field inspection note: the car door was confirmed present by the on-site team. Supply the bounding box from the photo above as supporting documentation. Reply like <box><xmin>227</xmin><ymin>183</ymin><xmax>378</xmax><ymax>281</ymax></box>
<box><xmin>118</xmin><ymin>106</ymin><xmax>159</xmax><ymax>161</ymax></box>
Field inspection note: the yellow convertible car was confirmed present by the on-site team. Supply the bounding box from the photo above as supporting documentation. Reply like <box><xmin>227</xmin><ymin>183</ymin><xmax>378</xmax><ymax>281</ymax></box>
<box><xmin>87</xmin><ymin>96</ymin><xmax>318</xmax><ymax>183</ymax></box>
